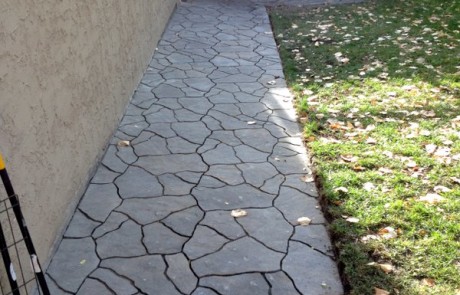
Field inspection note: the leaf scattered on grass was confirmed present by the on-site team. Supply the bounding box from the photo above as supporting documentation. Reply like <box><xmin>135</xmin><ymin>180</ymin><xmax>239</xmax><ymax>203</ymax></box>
<box><xmin>374</xmin><ymin>287</ymin><xmax>390</xmax><ymax>295</ymax></box>
<box><xmin>418</xmin><ymin>193</ymin><xmax>445</xmax><ymax>204</ymax></box>
<box><xmin>334</xmin><ymin>187</ymin><xmax>348</xmax><ymax>193</ymax></box>
<box><xmin>345</xmin><ymin>217</ymin><xmax>360</xmax><ymax>223</ymax></box>
<box><xmin>378</xmin><ymin>227</ymin><xmax>397</xmax><ymax>239</ymax></box>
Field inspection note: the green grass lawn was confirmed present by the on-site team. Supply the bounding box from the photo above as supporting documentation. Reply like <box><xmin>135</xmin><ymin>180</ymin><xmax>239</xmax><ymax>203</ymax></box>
<box><xmin>270</xmin><ymin>0</ymin><xmax>460</xmax><ymax>294</ymax></box>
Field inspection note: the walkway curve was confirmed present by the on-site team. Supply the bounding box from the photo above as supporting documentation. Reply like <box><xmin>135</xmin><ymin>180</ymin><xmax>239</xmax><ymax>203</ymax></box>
<box><xmin>46</xmin><ymin>0</ymin><xmax>343</xmax><ymax>294</ymax></box>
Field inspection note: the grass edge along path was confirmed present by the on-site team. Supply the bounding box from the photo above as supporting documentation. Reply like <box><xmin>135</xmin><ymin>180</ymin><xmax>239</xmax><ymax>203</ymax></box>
<box><xmin>270</xmin><ymin>0</ymin><xmax>460</xmax><ymax>294</ymax></box>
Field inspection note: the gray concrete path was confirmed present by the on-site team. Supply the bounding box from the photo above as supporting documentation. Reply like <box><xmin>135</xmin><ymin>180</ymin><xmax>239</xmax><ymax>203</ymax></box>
<box><xmin>46</xmin><ymin>0</ymin><xmax>343</xmax><ymax>294</ymax></box>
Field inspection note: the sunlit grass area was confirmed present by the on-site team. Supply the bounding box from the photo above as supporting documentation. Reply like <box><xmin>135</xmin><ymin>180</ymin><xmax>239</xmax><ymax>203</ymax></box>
<box><xmin>270</xmin><ymin>0</ymin><xmax>459</xmax><ymax>294</ymax></box>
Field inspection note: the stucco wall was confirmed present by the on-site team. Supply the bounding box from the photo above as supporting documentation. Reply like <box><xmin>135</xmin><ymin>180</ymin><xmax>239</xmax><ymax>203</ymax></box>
<box><xmin>0</xmin><ymin>0</ymin><xmax>177</xmax><ymax>261</ymax></box>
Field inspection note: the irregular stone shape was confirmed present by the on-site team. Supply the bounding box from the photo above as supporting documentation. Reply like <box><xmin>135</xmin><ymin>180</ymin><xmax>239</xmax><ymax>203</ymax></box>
<box><xmin>46</xmin><ymin>275</ymin><xmax>72</xmax><ymax>295</ymax></box>
<box><xmin>133</xmin><ymin>135</ymin><xmax>170</xmax><ymax>156</ymax></box>
<box><xmin>165</xmin><ymin>253</ymin><xmax>198</xmax><ymax>294</ymax></box>
<box><xmin>101</xmin><ymin>256</ymin><xmax>181</xmax><ymax>295</ymax></box>
<box><xmin>153</xmin><ymin>83</ymin><xmax>185</xmax><ymax>98</ymax></box>
<box><xmin>143</xmin><ymin>222</ymin><xmax>188</xmax><ymax>254</ymax></box>
<box><xmin>234</xmin><ymin>145</ymin><xmax>269</xmax><ymax>162</ymax></box>
<box><xmin>184</xmin><ymin>77</ymin><xmax>215</xmax><ymax>92</ymax></box>
<box><xmin>192</xmin><ymin>287</ymin><xmax>219</xmax><ymax>295</ymax></box>
<box><xmin>236</xmin><ymin>208</ymin><xmax>292</xmax><ymax>252</ymax></box>
<box><xmin>116</xmin><ymin>145</ymin><xmax>138</xmax><ymax>164</ymax></box>
<box><xmin>192</xmin><ymin>237</ymin><xmax>283</xmax><ymax>276</ymax></box>
<box><xmin>171</xmin><ymin>122</ymin><xmax>211</xmax><ymax>144</ymax></box>
<box><xmin>234</xmin><ymin>128</ymin><xmax>277</xmax><ymax>153</ymax></box>
<box><xmin>145</xmin><ymin>123</ymin><xmax>177</xmax><ymax>138</ymax></box>
<box><xmin>91</xmin><ymin>165</ymin><xmax>119</xmax><ymax>184</ymax></box>
<box><xmin>176</xmin><ymin>171</ymin><xmax>203</xmax><ymax>184</ymax></box>
<box><xmin>179</xmin><ymin>97</ymin><xmax>213</xmax><ymax>115</ymax></box>
<box><xmin>200</xmin><ymin>273</ymin><xmax>269</xmax><ymax>295</ymax></box>
<box><xmin>184</xmin><ymin>225</ymin><xmax>229</xmax><ymax>260</ymax></box>
<box><xmin>64</xmin><ymin>210</ymin><xmax>100</xmax><ymax>238</ymax></box>
<box><xmin>211</xmin><ymin>56</ymin><xmax>239</xmax><ymax>66</ymax></box>
<box><xmin>162</xmin><ymin>206</ymin><xmax>204</xmax><ymax>236</ymax></box>
<box><xmin>200</xmin><ymin>211</ymin><xmax>245</xmax><ymax>240</ymax></box>
<box><xmin>275</xmin><ymin>187</ymin><xmax>325</xmax><ymax>225</ymax></box>
<box><xmin>79</xmin><ymin>183</ymin><xmax>121</xmax><ymax>222</ymax></box>
<box><xmin>90</xmin><ymin>268</ymin><xmax>137</xmax><ymax>295</ymax></box>
<box><xmin>292</xmin><ymin>225</ymin><xmax>334</xmax><ymax>255</ymax></box>
<box><xmin>145</xmin><ymin>108</ymin><xmax>177</xmax><ymax>124</ymax></box>
<box><xmin>192</xmin><ymin>184</ymin><xmax>275</xmax><ymax>210</ymax></box>
<box><xmin>137</xmin><ymin>154</ymin><xmax>207</xmax><ymax>175</ymax></box>
<box><xmin>159</xmin><ymin>173</ymin><xmax>196</xmax><ymax>195</ymax></box>
<box><xmin>96</xmin><ymin>220</ymin><xmax>146</xmax><ymax>259</ymax></box>
<box><xmin>237</xmin><ymin>162</ymin><xmax>278</xmax><ymax>188</ymax></box>
<box><xmin>283</xmin><ymin>174</ymin><xmax>318</xmax><ymax>197</ymax></box>
<box><xmin>76</xmin><ymin>278</ymin><xmax>112</xmax><ymax>295</ymax></box>
<box><xmin>119</xmin><ymin>121</ymin><xmax>149</xmax><ymax>137</ymax></box>
<box><xmin>167</xmin><ymin>136</ymin><xmax>199</xmax><ymax>153</ymax></box>
<box><xmin>102</xmin><ymin>145</ymin><xmax>128</xmax><ymax>173</ymax></box>
<box><xmin>283</xmin><ymin>241</ymin><xmax>343</xmax><ymax>295</ymax></box>
<box><xmin>206</xmin><ymin>165</ymin><xmax>244</xmax><ymax>186</ymax></box>
<box><xmin>269</xmin><ymin>154</ymin><xmax>309</xmax><ymax>175</ymax></box>
<box><xmin>202</xmin><ymin>144</ymin><xmax>241</xmax><ymax>165</ymax></box>
<box><xmin>265</xmin><ymin>272</ymin><xmax>301</xmax><ymax>295</ymax></box>
<box><xmin>174</xmin><ymin>109</ymin><xmax>203</xmax><ymax>122</ymax></box>
<box><xmin>197</xmin><ymin>176</ymin><xmax>227</xmax><ymax>188</ymax></box>
<box><xmin>47</xmin><ymin>238</ymin><xmax>99</xmax><ymax>293</ymax></box>
<box><xmin>209</xmin><ymin>130</ymin><xmax>242</xmax><ymax>146</ymax></box>
<box><xmin>92</xmin><ymin>211</ymin><xmax>129</xmax><ymax>238</ymax></box>
<box><xmin>260</xmin><ymin>174</ymin><xmax>285</xmax><ymax>194</ymax></box>
<box><xmin>117</xmin><ymin>195</ymin><xmax>196</xmax><ymax>225</ymax></box>
<box><xmin>115</xmin><ymin>166</ymin><xmax>163</xmax><ymax>199</ymax></box>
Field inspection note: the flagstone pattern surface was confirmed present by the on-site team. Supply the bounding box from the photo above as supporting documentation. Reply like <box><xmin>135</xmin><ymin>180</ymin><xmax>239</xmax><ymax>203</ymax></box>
<box><xmin>46</xmin><ymin>0</ymin><xmax>344</xmax><ymax>294</ymax></box>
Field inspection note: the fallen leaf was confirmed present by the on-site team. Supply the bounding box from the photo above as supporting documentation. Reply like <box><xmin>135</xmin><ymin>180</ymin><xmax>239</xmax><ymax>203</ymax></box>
<box><xmin>406</xmin><ymin>160</ymin><xmax>417</xmax><ymax>168</ymax></box>
<box><xmin>300</xmin><ymin>175</ymin><xmax>314</xmax><ymax>182</ymax></box>
<box><xmin>451</xmin><ymin>177</ymin><xmax>460</xmax><ymax>184</ymax></box>
<box><xmin>366</xmin><ymin>137</ymin><xmax>377</xmax><ymax>144</ymax></box>
<box><xmin>316</xmin><ymin>113</ymin><xmax>325</xmax><ymax>119</ymax></box>
<box><xmin>80</xmin><ymin>259</ymin><xmax>86</xmax><ymax>265</ymax></box>
<box><xmin>117</xmin><ymin>140</ymin><xmax>130</xmax><ymax>147</ymax></box>
<box><xmin>346</xmin><ymin>217</ymin><xmax>360</xmax><ymax>223</ymax></box>
<box><xmin>425</xmin><ymin>144</ymin><xmax>437</xmax><ymax>154</ymax></box>
<box><xmin>421</xmin><ymin>278</ymin><xmax>435</xmax><ymax>287</ymax></box>
<box><xmin>341</xmin><ymin>155</ymin><xmax>358</xmax><ymax>162</ymax></box>
<box><xmin>382</xmin><ymin>151</ymin><xmax>394</xmax><ymax>158</ymax></box>
<box><xmin>353</xmin><ymin>165</ymin><xmax>366</xmax><ymax>171</ymax></box>
<box><xmin>420</xmin><ymin>130</ymin><xmax>431</xmax><ymax>136</ymax></box>
<box><xmin>363</xmin><ymin>182</ymin><xmax>376</xmax><ymax>191</ymax></box>
<box><xmin>267</xmin><ymin>80</ymin><xmax>276</xmax><ymax>85</ymax></box>
<box><xmin>231</xmin><ymin>209</ymin><xmax>248</xmax><ymax>218</ymax></box>
<box><xmin>418</xmin><ymin>193</ymin><xmax>445</xmax><ymax>204</ymax></box>
<box><xmin>378</xmin><ymin>227</ymin><xmax>397</xmax><ymax>239</ymax></box>
<box><xmin>247</xmin><ymin>121</ymin><xmax>256</xmax><ymax>125</ymax></box>
<box><xmin>379</xmin><ymin>263</ymin><xmax>394</xmax><ymax>273</ymax></box>
<box><xmin>375</xmin><ymin>287</ymin><xmax>390</xmax><ymax>295</ymax></box>
<box><xmin>378</xmin><ymin>167</ymin><xmax>393</xmax><ymax>175</ymax></box>
<box><xmin>335</xmin><ymin>187</ymin><xmax>349</xmax><ymax>193</ymax></box>
<box><xmin>434</xmin><ymin>185</ymin><xmax>451</xmax><ymax>193</ymax></box>
<box><xmin>297</xmin><ymin>217</ymin><xmax>312</xmax><ymax>226</ymax></box>
<box><xmin>434</xmin><ymin>147</ymin><xmax>451</xmax><ymax>157</ymax></box>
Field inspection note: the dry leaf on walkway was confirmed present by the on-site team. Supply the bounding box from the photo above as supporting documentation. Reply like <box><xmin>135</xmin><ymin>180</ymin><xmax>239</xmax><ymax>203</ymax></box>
<box><xmin>247</xmin><ymin>121</ymin><xmax>256</xmax><ymax>125</ymax></box>
<box><xmin>418</xmin><ymin>193</ymin><xmax>445</xmax><ymax>204</ymax></box>
<box><xmin>300</xmin><ymin>175</ymin><xmax>314</xmax><ymax>182</ymax></box>
<box><xmin>117</xmin><ymin>140</ymin><xmax>130</xmax><ymax>147</ymax></box>
<box><xmin>231</xmin><ymin>209</ymin><xmax>248</xmax><ymax>218</ymax></box>
<box><xmin>297</xmin><ymin>217</ymin><xmax>312</xmax><ymax>226</ymax></box>
<box><xmin>374</xmin><ymin>287</ymin><xmax>390</xmax><ymax>295</ymax></box>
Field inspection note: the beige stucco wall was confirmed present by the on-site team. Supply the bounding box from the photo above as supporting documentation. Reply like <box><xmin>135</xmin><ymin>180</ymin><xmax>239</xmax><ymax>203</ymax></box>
<box><xmin>0</xmin><ymin>0</ymin><xmax>177</xmax><ymax>261</ymax></box>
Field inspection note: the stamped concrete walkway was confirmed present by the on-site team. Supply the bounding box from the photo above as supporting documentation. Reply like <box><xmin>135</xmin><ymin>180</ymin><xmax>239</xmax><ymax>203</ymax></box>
<box><xmin>46</xmin><ymin>0</ymin><xmax>343</xmax><ymax>294</ymax></box>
